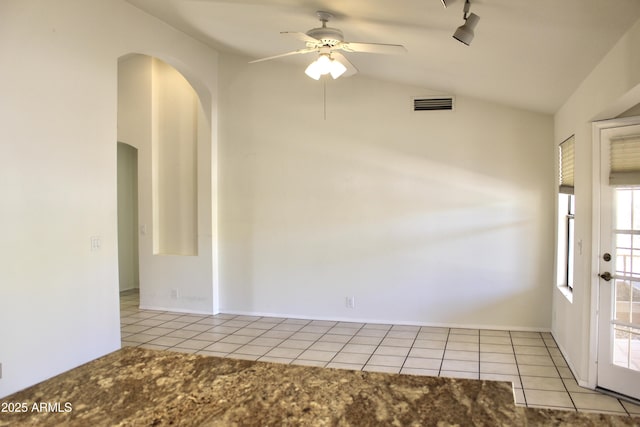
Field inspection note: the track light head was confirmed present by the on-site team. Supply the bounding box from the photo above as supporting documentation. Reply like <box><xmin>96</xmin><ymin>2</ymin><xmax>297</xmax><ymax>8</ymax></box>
<box><xmin>453</xmin><ymin>11</ymin><xmax>480</xmax><ymax>46</ymax></box>
<box><xmin>453</xmin><ymin>0</ymin><xmax>479</xmax><ymax>46</ymax></box>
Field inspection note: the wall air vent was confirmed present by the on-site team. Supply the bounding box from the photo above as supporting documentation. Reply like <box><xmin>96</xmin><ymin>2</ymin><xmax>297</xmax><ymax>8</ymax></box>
<box><xmin>412</xmin><ymin>96</ymin><xmax>454</xmax><ymax>112</ymax></box>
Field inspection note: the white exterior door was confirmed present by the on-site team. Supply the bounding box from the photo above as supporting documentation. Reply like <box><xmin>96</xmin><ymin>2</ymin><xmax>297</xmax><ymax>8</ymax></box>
<box><xmin>596</xmin><ymin>119</ymin><xmax>640</xmax><ymax>400</ymax></box>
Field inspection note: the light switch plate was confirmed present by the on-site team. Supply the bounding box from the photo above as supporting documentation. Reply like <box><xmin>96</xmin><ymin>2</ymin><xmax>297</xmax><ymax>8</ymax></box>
<box><xmin>90</xmin><ymin>236</ymin><xmax>101</xmax><ymax>251</ymax></box>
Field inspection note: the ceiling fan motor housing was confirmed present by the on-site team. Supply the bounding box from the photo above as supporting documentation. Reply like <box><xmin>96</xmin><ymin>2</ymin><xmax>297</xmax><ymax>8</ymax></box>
<box><xmin>306</xmin><ymin>27</ymin><xmax>344</xmax><ymax>47</ymax></box>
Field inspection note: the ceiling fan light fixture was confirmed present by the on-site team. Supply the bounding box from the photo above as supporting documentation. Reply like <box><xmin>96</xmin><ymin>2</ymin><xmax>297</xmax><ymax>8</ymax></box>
<box><xmin>305</xmin><ymin>54</ymin><xmax>347</xmax><ymax>80</ymax></box>
<box><xmin>251</xmin><ymin>11</ymin><xmax>404</xmax><ymax>81</ymax></box>
<box><xmin>329</xmin><ymin>59</ymin><xmax>347</xmax><ymax>79</ymax></box>
<box><xmin>304</xmin><ymin>57</ymin><xmax>324</xmax><ymax>80</ymax></box>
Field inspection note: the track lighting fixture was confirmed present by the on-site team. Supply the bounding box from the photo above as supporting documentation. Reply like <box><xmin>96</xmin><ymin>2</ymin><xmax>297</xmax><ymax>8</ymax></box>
<box><xmin>453</xmin><ymin>0</ymin><xmax>480</xmax><ymax>46</ymax></box>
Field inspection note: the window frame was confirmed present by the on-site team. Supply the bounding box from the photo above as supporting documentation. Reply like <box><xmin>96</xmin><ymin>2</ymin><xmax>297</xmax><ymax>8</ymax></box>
<box><xmin>566</xmin><ymin>194</ymin><xmax>575</xmax><ymax>290</ymax></box>
<box><xmin>557</xmin><ymin>135</ymin><xmax>576</xmax><ymax>295</ymax></box>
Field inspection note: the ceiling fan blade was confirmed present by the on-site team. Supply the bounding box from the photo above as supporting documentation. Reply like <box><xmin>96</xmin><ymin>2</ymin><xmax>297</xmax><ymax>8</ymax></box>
<box><xmin>340</xmin><ymin>42</ymin><xmax>407</xmax><ymax>55</ymax></box>
<box><xmin>280</xmin><ymin>31</ymin><xmax>320</xmax><ymax>45</ymax></box>
<box><xmin>249</xmin><ymin>47</ymin><xmax>317</xmax><ymax>64</ymax></box>
<box><xmin>332</xmin><ymin>52</ymin><xmax>358</xmax><ymax>77</ymax></box>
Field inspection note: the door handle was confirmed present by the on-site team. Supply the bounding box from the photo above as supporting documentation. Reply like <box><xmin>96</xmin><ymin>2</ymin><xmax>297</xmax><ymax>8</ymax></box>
<box><xmin>599</xmin><ymin>272</ymin><xmax>612</xmax><ymax>281</ymax></box>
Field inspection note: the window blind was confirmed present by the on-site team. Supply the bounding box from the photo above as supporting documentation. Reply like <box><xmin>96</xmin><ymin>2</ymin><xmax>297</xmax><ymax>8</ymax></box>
<box><xmin>559</xmin><ymin>136</ymin><xmax>575</xmax><ymax>194</ymax></box>
<box><xmin>610</xmin><ymin>134</ymin><xmax>640</xmax><ymax>186</ymax></box>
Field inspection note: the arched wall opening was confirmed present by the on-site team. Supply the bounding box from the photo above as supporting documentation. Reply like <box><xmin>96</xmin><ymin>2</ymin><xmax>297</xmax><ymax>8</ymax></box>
<box><xmin>117</xmin><ymin>53</ymin><xmax>215</xmax><ymax>314</ymax></box>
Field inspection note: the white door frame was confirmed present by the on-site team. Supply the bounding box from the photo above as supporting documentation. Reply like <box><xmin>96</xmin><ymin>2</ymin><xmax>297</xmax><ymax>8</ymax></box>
<box><xmin>590</xmin><ymin>115</ymin><xmax>640</xmax><ymax>390</ymax></box>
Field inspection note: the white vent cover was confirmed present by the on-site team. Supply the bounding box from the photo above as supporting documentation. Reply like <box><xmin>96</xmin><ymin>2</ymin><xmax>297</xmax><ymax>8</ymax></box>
<box><xmin>412</xmin><ymin>96</ymin><xmax>454</xmax><ymax>111</ymax></box>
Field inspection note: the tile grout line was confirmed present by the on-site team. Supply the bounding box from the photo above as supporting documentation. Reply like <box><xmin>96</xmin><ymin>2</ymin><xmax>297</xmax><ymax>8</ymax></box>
<box><xmin>314</xmin><ymin>323</ymin><xmax>363</xmax><ymax>367</ymax></box>
<box><xmin>289</xmin><ymin>321</ymin><xmax>361</xmax><ymax>367</ymax></box>
<box><xmin>244</xmin><ymin>316</ymin><xmax>305</xmax><ymax>359</ymax></box>
<box><xmin>154</xmin><ymin>311</ymin><xmax>244</xmax><ymax>349</ymax></box>
<box><xmin>181</xmin><ymin>314</ymin><xmax>290</xmax><ymax>356</ymax></box>
<box><xmin>177</xmin><ymin>315</ymin><xmax>250</xmax><ymax>355</ymax></box>
<box><xmin>126</xmin><ymin>313</ymin><xmax>194</xmax><ymax>348</ymax></box>
<box><xmin>438</xmin><ymin>328</ymin><xmax>452</xmax><ymax>377</ymax></box>
<box><xmin>399</xmin><ymin>326</ymin><xmax>421</xmax><ymax>374</ymax></box>
<box><xmin>360</xmin><ymin>325</ymin><xmax>394</xmax><ymax>371</ymax></box>
<box><xmin>508</xmin><ymin>331</ymin><xmax>528</xmax><ymax>408</ymax></box>
<box><xmin>251</xmin><ymin>316</ymin><xmax>306</xmax><ymax>362</ymax></box>
<box><xmin>250</xmin><ymin>317</ymin><xmax>310</xmax><ymax>361</ymax></box>
<box><xmin>323</xmin><ymin>323</ymin><xmax>368</xmax><ymax>368</ymax></box>
<box><xmin>132</xmin><ymin>309</ymin><xmax>286</xmax><ymax>356</ymax></box>
<box><xmin>542</xmin><ymin>333</ymin><xmax>578</xmax><ymax>413</ymax></box>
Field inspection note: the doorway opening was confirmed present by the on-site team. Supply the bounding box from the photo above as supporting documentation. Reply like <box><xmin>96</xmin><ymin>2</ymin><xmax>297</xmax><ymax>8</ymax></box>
<box><xmin>117</xmin><ymin>142</ymin><xmax>139</xmax><ymax>294</ymax></box>
<box><xmin>117</xmin><ymin>53</ymin><xmax>215</xmax><ymax>316</ymax></box>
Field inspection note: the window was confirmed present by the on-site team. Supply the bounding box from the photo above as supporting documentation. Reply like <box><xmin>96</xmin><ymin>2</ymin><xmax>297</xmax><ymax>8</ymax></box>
<box><xmin>565</xmin><ymin>193</ymin><xmax>575</xmax><ymax>289</ymax></box>
<box><xmin>557</xmin><ymin>136</ymin><xmax>575</xmax><ymax>290</ymax></box>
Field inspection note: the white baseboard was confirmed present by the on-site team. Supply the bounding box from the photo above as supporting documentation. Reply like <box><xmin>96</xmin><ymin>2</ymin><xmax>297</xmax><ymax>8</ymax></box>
<box><xmin>218</xmin><ymin>308</ymin><xmax>550</xmax><ymax>332</ymax></box>
<box><xmin>138</xmin><ymin>304</ymin><xmax>213</xmax><ymax>316</ymax></box>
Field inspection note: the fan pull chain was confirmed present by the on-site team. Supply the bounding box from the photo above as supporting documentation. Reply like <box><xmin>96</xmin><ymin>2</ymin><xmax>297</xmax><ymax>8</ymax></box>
<box><xmin>323</xmin><ymin>79</ymin><xmax>327</xmax><ymax>121</ymax></box>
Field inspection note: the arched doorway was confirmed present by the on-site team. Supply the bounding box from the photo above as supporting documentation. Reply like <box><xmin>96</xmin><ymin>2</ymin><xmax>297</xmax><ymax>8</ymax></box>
<box><xmin>117</xmin><ymin>54</ymin><xmax>215</xmax><ymax>319</ymax></box>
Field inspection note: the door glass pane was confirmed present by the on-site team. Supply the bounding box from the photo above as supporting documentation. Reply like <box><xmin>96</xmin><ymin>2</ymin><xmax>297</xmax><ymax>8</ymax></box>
<box><xmin>634</xmin><ymin>248</ymin><xmax>640</xmax><ymax>279</ymax></box>
<box><xmin>633</xmin><ymin>189</ymin><xmax>640</xmax><ymax>230</ymax></box>
<box><xmin>633</xmin><ymin>282</ymin><xmax>640</xmax><ymax>327</ymax></box>
<box><xmin>615</xmin><ymin>280</ymin><xmax>632</xmax><ymax>324</ymax></box>
<box><xmin>633</xmin><ymin>332</ymin><xmax>640</xmax><ymax>371</ymax></box>
<box><xmin>613</xmin><ymin>187</ymin><xmax>640</xmax><ymax>372</ymax></box>
<box><xmin>618</xmin><ymin>233</ymin><xmax>631</xmax><ymax>248</ymax></box>
<box><xmin>613</xmin><ymin>328</ymin><xmax>630</xmax><ymax>368</ymax></box>
<box><xmin>612</xmin><ymin>326</ymin><xmax>640</xmax><ymax>371</ymax></box>
<box><xmin>616</xmin><ymin>248</ymin><xmax>631</xmax><ymax>277</ymax></box>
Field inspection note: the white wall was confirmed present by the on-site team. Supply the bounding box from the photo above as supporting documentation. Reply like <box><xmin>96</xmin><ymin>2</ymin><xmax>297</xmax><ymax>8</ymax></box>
<box><xmin>118</xmin><ymin>55</ymin><xmax>215</xmax><ymax>314</ymax></box>
<box><xmin>218</xmin><ymin>53</ymin><xmax>555</xmax><ymax>329</ymax></box>
<box><xmin>553</xmin><ymin>16</ymin><xmax>640</xmax><ymax>385</ymax></box>
<box><xmin>0</xmin><ymin>0</ymin><xmax>218</xmax><ymax>398</ymax></box>
<box><xmin>152</xmin><ymin>58</ymin><xmax>198</xmax><ymax>257</ymax></box>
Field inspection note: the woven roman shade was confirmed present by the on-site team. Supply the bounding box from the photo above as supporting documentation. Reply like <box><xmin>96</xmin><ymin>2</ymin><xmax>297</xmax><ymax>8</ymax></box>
<box><xmin>610</xmin><ymin>134</ymin><xmax>640</xmax><ymax>186</ymax></box>
<box><xmin>559</xmin><ymin>136</ymin><xmax>575</xmax><ymax>194</ymax></box>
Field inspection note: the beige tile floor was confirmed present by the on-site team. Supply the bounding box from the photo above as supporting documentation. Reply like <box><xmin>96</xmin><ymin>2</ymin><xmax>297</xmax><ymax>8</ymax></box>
<box><xmin>120</xmin><ymin>290</ymin><xmax>640</xmax><ymax>416</ymax></box>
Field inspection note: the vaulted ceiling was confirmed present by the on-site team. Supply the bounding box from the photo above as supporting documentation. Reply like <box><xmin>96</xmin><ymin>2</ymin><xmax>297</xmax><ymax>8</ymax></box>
<box><xmin>127</xmin><ymin>0</ymin><xmax>640</xmax><ymax>114</ymax></box>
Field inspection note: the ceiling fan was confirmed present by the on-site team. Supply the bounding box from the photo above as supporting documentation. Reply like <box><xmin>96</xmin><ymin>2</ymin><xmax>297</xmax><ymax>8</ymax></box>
<box><xmin>249</xmin><ymin>11</ymin><xmax>407</xmax><ymax>80</ymax></box>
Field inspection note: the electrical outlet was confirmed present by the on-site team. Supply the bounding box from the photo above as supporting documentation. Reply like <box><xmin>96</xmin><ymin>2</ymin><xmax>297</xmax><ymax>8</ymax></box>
<box><xmin>0</xmin><ymin>362</ymin><xmax>3</xmax><ymax>379</ymax></box>
<box><xmin>346</xmin><ymin>296</ymin><xmax>355</xmax><ymax>309</ymax></box>
<box><xmin>170</xmin><ymin>289</ymin><xmax>179</xmax><ymax>299</ymax></box>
